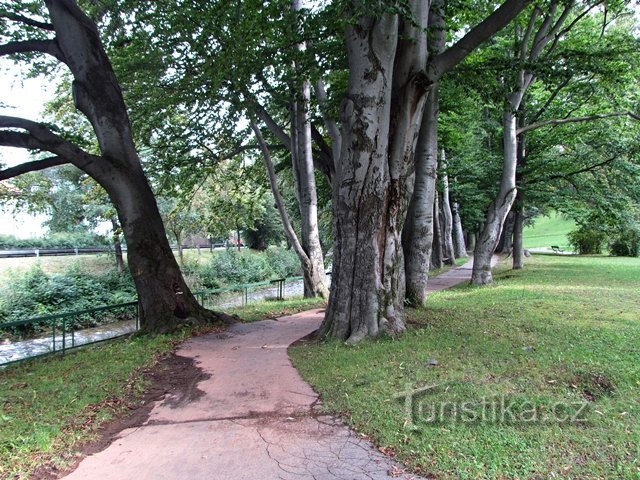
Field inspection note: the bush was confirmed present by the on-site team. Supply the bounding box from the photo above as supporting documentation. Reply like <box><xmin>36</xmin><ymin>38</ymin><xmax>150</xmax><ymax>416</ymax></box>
<box><xmin>184</xmin><ymin>247</ymin><xmax>302</xmax><ymax>290</ymax></box>
<box><xmin>0</xmin><ymin>232</ymin><xmax>109</xmax><ymax>249</ymax></box>
<box><xmin>0</xmin><ymin>263</ymin><xmax>136</xmax><ymax>339</ymax></box>
<box><xmin>609</xmin><ymin>228</ymin><xmax>640</xmax><ymax>257</ymax></box>
<box><xmin>568</xmin><ymin>227</ymin><xmax>606</xmax><ymax>255</ymax></box>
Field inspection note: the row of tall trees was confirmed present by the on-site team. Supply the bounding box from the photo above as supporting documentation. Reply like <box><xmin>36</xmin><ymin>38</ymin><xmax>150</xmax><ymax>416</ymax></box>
<box><xmin>1</xmin><ymin>0</ymin><xmax>638</xmax><ymax>341</ymax></box>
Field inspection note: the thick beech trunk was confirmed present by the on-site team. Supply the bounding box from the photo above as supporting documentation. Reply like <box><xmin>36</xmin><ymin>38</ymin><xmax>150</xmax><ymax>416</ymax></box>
<box><xmin>319</xmin><ymin>7</ymin><xmax>429</xmax><ymax>342</ymax></box>
<box><xmin>440</xmin><ymin>150</ymin><xmax>456</xmax><ymax>265</ymax></box>
<box><xmin>319</xmin><ymin>0</ymin><xmax>532</xmax><ymax>340</ymax></box>
<box><xmin>403</xmin><ymin>87</ymin><xmax>439</xmax><ymax>304</ymax></box>
<box><xmin>452</xmin><ymin>202</ymin><xmax>467</xmax><ymax>258</ymax></box>
<box><xmin>43</xmin><ymin>1</ymin><xmax>222</xmax><ymax>332</ymax></box>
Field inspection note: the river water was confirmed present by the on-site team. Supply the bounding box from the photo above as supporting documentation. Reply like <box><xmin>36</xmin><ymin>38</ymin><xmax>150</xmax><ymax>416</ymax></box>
<box><xmin>0</xmin><ymin>279</ymin><xmax>306</xmax><ymax>366</ymax></box>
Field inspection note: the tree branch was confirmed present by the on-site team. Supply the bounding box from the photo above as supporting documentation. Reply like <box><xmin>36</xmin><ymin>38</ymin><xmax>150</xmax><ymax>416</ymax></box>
<box><xmin>517</xmin><ymin>112</ymin><xmax>634</xmax><ymax>135</ymax></box>
<box><xmin>428</xmin><ymin>0</ymin><xmax>532</xmax><ymax>80</ymax></box>
<box><xmin>529</xmin><ymin>75</ymin><xmax>573</xmax><ymax>124</ymax></box>
<box><xmin>0</xmin><ymin>156</ymin><xmax>68</xmax><ymax>181</ymax></box>
<box><xmin>0</xmin><ymin>39</ymin><xmax>65</xmax><ymax>63</ymax></box>
<box><xmin>0</xmin><ymin>116</ymin><xmax>101</xmax><ymax>171</ymax></box>
<box><xmin>0</xmin><ymin>12</ymin><xmax>54</xmax><ymax>31</ymax></box>
<box><xmin>250</xmin><ymin>119</ymin><xmax>310</xmax><ymax>269</ymax></box>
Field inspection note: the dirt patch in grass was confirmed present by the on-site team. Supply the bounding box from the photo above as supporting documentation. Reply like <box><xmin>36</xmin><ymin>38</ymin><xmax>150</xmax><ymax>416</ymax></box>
<box><xmin>31</xmin><ymin>353</ymin><xmax>207</xmax><ymax>480</ymax></box>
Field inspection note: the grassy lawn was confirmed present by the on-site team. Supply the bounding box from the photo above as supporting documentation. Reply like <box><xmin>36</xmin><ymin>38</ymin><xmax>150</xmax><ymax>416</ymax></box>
<box><xmin>0</xmin><ymin>296</ymin><xmax>322</xmax><ymax>479</ymax></box>
<box><xmin>524</xmin><ymin>212</ymin><xmax>576</xmax><ymax>249</ymax></box>
<box><xmin>291</xmin><ymin>255</ymin><xmax>640</xmax><ymax>479</ymax></box>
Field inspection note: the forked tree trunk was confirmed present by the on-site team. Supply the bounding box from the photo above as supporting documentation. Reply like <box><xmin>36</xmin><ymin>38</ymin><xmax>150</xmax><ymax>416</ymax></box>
<box><xmin>44</xmin><ymin>0</ymin><xmax>222</xmax><ymax>332</ymax></box>
<box><xmin>319</xmin><ymin>0</ymin><xmax>532</xmax><ymax>340</ymax></box>
<box><xmin>452</xmin><ymin>202</ymin><xmax>467</xmax><ymax>258</ymax></box>
<box><xmin>319</xmin><ymin>6</ymin><xmax>429</xmax><ymax>342</ymax></box>
<box><xmin>440</xmin><ymin>150</ymin><xmax>456</xmax><ymax>265</ymax></box>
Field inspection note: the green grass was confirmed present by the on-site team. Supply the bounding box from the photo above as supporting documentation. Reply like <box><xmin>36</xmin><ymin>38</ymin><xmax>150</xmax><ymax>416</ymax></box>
<box><xmin>524</xmin><ymin>212</ymin><xmax>576</xmax><ymax>249</ymax></box>
<box><xmin>290</xmin><ymin>255</ymin><xmax>640</xmax><ymax>479</ymax></box>
<box><xmin>0</xmin><ymin>296</ymin><xmax>320</xmax><ymax>479</ymax></box>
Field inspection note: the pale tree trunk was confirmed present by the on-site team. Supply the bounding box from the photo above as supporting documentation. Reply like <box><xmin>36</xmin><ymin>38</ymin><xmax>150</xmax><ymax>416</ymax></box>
<box><xmin>319</xmin><ymin>0</ymin><xmax>532</xmax><ymax>340</ymax></box>
<box><xmin>452</xmin><ymin>202</ymin><xmax>467</xmax><ymax>258</ymax></box>
<box><xmin>513</xmin><ymin>105</ymin><xmax>527</xmax><ymax>269</ymax></box>
<box><xmin>471</xmin><ymin>3</ymin><xmax>570</xmax><ymax>284</ymax></box>
<box><xmin>39</xmin><ymin>0</ymin><xmax>223</xmax><ymax>332</ymax></box>
<box><xmin>110</xmin><ymin>216</ymin><xmax>125</xmax><ymax>273</ymax></box>
<box><xmin>319</xmin><ymin>6</ymin><xmax>429</xmax><ymax>342</ymax></box>
<box><xmin>402</xmin><ymin>87</ymin><xmax>439</xmax><ymax>304</ymax></box>
<box><xmin>401</xmin><ymin>0</ymin><xmax>444</xmax><ymax>306</ymax></box>
<box><xmin>431</xmin><ymin>193</ymin><xmax>444</xmax><ymax>270</ymax></box>
<box><xmin>440</xmin><ymin>149</ymin><xmax>455</xmax><ymax>265</ymax></box>
<box><xmin>471</xmin><ymin>107</ymin><xmax>519</xmax><ymax>284</ymax></box>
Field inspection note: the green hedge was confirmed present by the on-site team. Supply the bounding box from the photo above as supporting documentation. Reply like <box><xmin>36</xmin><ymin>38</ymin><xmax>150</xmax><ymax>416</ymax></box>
<box><xmin>0</xmin><ymin>232</ymin><xmax>110</xmax><ymax>249</ymax></box>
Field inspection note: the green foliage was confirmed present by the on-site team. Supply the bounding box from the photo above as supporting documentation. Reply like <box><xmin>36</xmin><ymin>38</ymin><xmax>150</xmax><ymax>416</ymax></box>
<box><xmin>0</xmin><ymin>232</ymin><xmax>109</xmax><ymax>249</ymax></box>
<box><xmin>244</xmin><ymin>197</ymin><xmax>285</xmax><ymax>250</ymax></box>
<box><xmin>567</xmin><ymin>226</ymin><xmax>606</xmax><ymax>255</ymax></box>
<box><xmin>608</xmin><ymin>226</ymin><xmax>640</xmax><ymax>257</ymax></box>
<box><xmin>184</xmin><ymin>247</ymin><xmax>301</xmax><ymax>290</ymax></box>
<box><xmin>0</xmin><ymin>263</ymin><xmax>136</xmax><ymax>337</ymax></box>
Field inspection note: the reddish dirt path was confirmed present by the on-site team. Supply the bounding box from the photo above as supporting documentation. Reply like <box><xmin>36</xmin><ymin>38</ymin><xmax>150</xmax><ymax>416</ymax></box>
<box><xmin>62</xmin><ymin>259</ymin><xmax>486</xmax><ymax>480</ymax></box>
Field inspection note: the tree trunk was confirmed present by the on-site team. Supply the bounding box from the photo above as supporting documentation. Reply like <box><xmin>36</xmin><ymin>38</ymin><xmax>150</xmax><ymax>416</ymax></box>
<box><xmin>44</xmin><ymin>0</ymin><xmax>226</xmax><ymax>332</ymax></box>
<box><xmin>496</xmin><ymin>211</ymin><xmax>515</xmax><ymax>253</ymax></box>
<box><xmin>319</xmin><ymin>6</ymin><xmax>429</xmax><ymax>342</ymax></box>
<box><xmin>291</xmin><ymin>92</ymin><xmax>329</xmax><ymax>298</ymax></box>
<box><xmin>471</xmin><ymin>107</ymin><xmax>519</xmax><ymax>284</ymax></box>
<box><xmin>466</xmin><ymin>230</ymin><xmax>476</xmax><ymax>252</ymax></box>
<box><xmin>431</xmin><ymin>192</ymin><xmax>444</xmax><ymax>270</ymax></box>
<box><xmin>402</xmin><ymin>87</ymin><xmax>439</xmax><ymax>304</ymax></box>
<box><xmin>440</xmin><ymin>149</ymin><xmax>455</xmax><ymax>265</ymax></box>
<box><xmin>512</xmin><ymin>202</ymin><xmax>525</xmax><ymax>269</ymax></box>
<box><xmin>452</xmin><ymin>202</ymin><xmax>467</xmax><ymax>258</ymax></box>
<box><xmin>110</xmin><ymin>216</ymin><xmax>125</xmax><ymax>273</ymax></box>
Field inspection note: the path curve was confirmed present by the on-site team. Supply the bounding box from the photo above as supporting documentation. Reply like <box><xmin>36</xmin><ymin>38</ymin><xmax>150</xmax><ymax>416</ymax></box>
<box><xmin>63</xmin><ymin>257</ymin><xmax>492</xmax><ymax>480</ymax></box>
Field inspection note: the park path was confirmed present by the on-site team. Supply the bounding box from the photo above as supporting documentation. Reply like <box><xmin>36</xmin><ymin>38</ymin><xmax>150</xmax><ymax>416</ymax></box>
<box><xmin>63</xmin><ymin>257</ymin><xmax>489</xmax><ymax>480</ymax></box>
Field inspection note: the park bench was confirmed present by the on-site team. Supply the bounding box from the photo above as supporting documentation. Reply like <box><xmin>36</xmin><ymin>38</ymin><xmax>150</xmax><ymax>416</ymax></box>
<box><xmin>551</xmin><ymin>245</ymin><xmax>564</xmax><ymax>254</ymax></box>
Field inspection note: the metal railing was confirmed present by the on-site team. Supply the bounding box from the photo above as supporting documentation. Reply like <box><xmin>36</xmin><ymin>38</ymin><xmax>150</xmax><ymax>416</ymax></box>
<box><xmin>0</xmin><ymin>276</ymin><xmax>305</xmax><ymax>367</ymax></box>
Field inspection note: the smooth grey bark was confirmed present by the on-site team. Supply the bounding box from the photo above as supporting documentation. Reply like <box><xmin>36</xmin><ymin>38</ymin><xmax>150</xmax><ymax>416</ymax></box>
<box><xmin>472</xmin><ymin>2</ymin><xmax>571</xmax><ymax>284</ymax></box>
<box><xmin>466</xmin><ymin>231</ymin><xmax>476</xmax><ymax>252</ymax></box>
<box><xmin>0</xmin><ymin>1</ymin><xmax>227</xmax><ymax>332</ymax></box>
<box><xmin>452</xmin><ymin>202</ymin><xmax>467</xmax><ymax>258</ymax></box>
<box><xmin>403</xmin><ymin>87</ymin><xmax>439</xmax><ymax>304</ymax></box>
<box><xmin>431</xmin><ymin>193</ymin><xmax>444</xmax><ymax>270</ymax></box>
<box><xmin>320</xmin><ymin>0</ymin><xmax>532</xmax><ymax>341</ymax></box>
<box><xmin>440</xmin><ymin>149</ymin><xmax>455</xmax><ymax>265</ymax></box>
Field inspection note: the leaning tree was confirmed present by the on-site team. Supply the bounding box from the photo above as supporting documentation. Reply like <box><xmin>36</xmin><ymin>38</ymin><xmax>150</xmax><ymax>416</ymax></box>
<box><xmin>0</xmin><ymin>0</ymin><xmax>232</xmax><ymax>332</ymax></box>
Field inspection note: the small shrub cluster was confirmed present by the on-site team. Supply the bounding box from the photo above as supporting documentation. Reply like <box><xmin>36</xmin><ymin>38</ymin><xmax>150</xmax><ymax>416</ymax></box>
<box><xmin>608</xmin><ymin>228</ymin><xmax>640</xmax><ymax>257</ymax></box>
<box><xmin>567</xmin><ymin>228</ymin><xmax>606</xmax><ymax>255</ymax></box>
<box><xmin>0</xmin><ymin>232</ymin><xmax>109</xmax><ymax>249</ymax></box>
<box><xmin>184</xmin><ymin>247</ymin><xmax>301</xmax><ymax>290</ymax></box>
<box><xmin>0</xmin><ymin>263</ymin><xmax>136</xmax><ymax>339</ymax></box>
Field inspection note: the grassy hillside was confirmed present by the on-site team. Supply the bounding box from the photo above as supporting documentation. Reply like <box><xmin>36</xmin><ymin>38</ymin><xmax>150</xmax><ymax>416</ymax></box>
<box><xmin>523</xmin><ymin>212</ymin><xmax>575</xmax><ymax>249</ymax></box>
